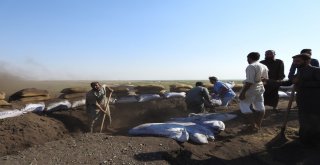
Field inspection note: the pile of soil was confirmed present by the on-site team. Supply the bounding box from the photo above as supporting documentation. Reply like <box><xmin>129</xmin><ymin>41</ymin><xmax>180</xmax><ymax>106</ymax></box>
<box><xmin>0</xmin><ymin>113</ymin><xmax>70</xmax><ymax>156</ymax></box>
<box><xmin>0</xmin><ymin>98</ymin><xmax>320</xmax><ymax>164</ymax></box>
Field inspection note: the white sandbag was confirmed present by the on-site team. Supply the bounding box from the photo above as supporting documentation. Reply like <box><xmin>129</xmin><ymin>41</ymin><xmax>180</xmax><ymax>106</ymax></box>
<box><xmin>188</xmin><ymin>113</ymin><xmax>237</xmax><ymax>122</ymax></box>
<box><xmin>129</xmin><ymin>123</ymin><xmax>189</xmax><ymax>142</ymax></box>
<box><xmin>20</xmin><ymin>103</ymin><xmax>45</xmax><ymax>113</ymax></box>
<box><xmin>46</xmin><ymin>100</ymin><xmax>71</xmax><ymax>112</ymax></box>
<box><xmin>225</xmin><ymin>81</ymin><xmax>235</xmax><ymax>89</ymax></box>
<box><xmin>116</xmin><ymin>96</ymin><xmax>138</xmax><ymax>104</ymax></box>
<box><xmin>172</xmin><ymin>113</ymin><xmax>237</xmax><ymax>123</ymax></box>
<box><xmin>163</xmin><ymin>92</ymin><xmax>186</xmax><ymax>99</ymax></box>
<box><xmin>0</xmin><ymin>109</ymin><xmax>23</xmax><ymax>119</ymax></box>
<box><xmin>211</xmin><ymin>99</ymin><xmax>222</xmax><ymax>106</ymax></box>
<box><xmin>280</xmin><ymin>85</ymin><xmax>294</xmax><ymax>90</ymax></box>
<box><xmin>138</xmin><ymin>94</ymin><xmax>161</xmax><ymax>102</ymax></box>
<box><xmin>166</xmin><ymin>122</ymin><xmax>214</xmax><ymax>144</ymax></box>
<box><xmin>286</xmin><ymin>91</ymin><xmax>296</xmax><ymax>96</ymax></box>
<box><xmin>186</xmin><ymin>124</ymin><xmax>215</xmax><ymax>144</ymax></box>
<box><xmin>278</xmin><ymin>91</ymin><xmax>289</xmax><ymax>98</ymax></box>
<box><xmin>170</xmin><ymin>118</ymin><xmax>225</xmax><ymax>135</ymax></box>
<box><xmin>199</xmin><ymin>120</ymin><xmax>225</xmax><ymax>134</ymax></box>
<box><xmin>71</xmin><ymin>99</ymin><xmax>86</xmax><ymax>108</ymax></box>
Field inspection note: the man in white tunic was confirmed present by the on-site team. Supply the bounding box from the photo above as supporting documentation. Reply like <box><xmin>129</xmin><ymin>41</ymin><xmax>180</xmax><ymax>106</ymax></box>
<box><xmin>239</xmin><ymin>52</ymin><xmax>269</xmax><ymax>132</ymax></box>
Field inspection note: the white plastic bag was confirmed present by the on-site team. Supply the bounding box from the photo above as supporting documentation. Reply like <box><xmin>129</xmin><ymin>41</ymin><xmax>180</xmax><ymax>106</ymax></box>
<box><xmin>0</xmin><ymin>109</ymin><xmax>23</xmax><ymax>119</ymax></box>
<box><xmin>278</xmin><ymin>91</ymin><xmax>289</xmax><ymax>98</ymax></box>
<box><xmin>199</xmin><ymin>120</ymin><xmax>225</xmax><ymax>134</ymax></box>
<box><xmin>172</xmin><ymin>112</ymin><xmax>237</xmax><ymax>123</ymax></box>
<box><xmin>163</xmin><ymin>92</ymin><xmax>186</xmax><ymax>99</ymax></box>
<box><xmin>70</xmin><ymin>99</ymin><xmax>86</xmax><ymax>108</ymax></box>
<box><xmin>225</xmin><ymin>81</ymin><xmax>235</xmax><ymax>89</ymax></box>
<box><xmin>20</xmin><ymin>103</ymin><xmax>45</xmax><ymax>113</ymax></box>
<box><xmin>46</xmin><ymin>100</ymin><xmax>71</xmax><ymax>112</ymax></box>
<box><xmin>211</xmin><ymin>99</ymin><xmax>222</xmax><ymax>106</ymax></box>
<box><xmin>129</xmin><ymin>123</ymin><xmax>189</xmax><ymax>142</ymax></box>
<box><xmin>166</xmin><ymin>122</ymin><xmax>215</xmax><ymax>144</ymax></box>
<box><xmin>138</xmin><ymin>94</ymin><xmax>161</xmax><ymax>102</ymax></box>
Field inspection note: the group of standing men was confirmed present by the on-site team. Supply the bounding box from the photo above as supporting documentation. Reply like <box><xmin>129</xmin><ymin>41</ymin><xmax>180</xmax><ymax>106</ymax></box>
<box><xmin>239</xmin><ymin>49</ymin><xmax>320</xmax><ymax>147</ymax></box>
<box><xmin>185</xmin><ymin>48</ymin><xmax>320</xmax><ymax>146</ymax></box>
<box><xmin>85</xmin><ymin>49</ymin><xmax>320</xmax><ymax>146</ymax></box>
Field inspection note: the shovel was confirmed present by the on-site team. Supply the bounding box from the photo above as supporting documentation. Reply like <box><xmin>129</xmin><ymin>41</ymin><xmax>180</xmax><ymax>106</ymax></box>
<box><xmin>279</xmin><ymin>86</ymin><xmax>296</xmax><ymax>136</ymax></box>
<box><xmin>266</xmin><ymin>85</ymin><xmax>295</xmax><ymax>148</ymax></box>
<box><xmin>100</xmin><ymin>91</ymin><xmax>113</xmax><ymax>133</ymax></box>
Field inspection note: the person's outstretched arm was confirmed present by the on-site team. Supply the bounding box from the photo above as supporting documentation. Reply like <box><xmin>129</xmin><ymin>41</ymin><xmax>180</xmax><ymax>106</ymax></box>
<box><xmin>288</xmin><ymin>63</ymin><xmax>296</xmax><ymax>80</ymax></box>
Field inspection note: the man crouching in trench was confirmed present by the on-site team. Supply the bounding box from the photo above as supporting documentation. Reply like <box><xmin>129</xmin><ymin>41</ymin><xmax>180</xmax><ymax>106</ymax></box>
<box><xmin>86</xmin><ymin>82</ymin><xmax>113</xmax><ymax>133</ymax></box>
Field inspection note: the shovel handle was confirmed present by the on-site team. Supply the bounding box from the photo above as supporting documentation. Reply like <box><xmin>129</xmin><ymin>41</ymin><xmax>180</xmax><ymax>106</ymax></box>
<box><xmin>280</xmin><ymin>85</ymin><xmax>295</xmax><ymax>133</ymax></box>
<box><xmin>100</xmin><ymin>91</ymin><xmax>113</xmax><ymax>133</ymax></box>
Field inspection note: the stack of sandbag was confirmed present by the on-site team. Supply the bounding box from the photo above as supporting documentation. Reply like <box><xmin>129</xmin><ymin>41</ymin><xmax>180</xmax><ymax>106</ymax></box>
<box><xmin>9</xmin><ymin>88</ymin><xmax>50</xmax><ymax>103</ymax></box>
<box><xmin>44</xmin><ymin>99</ymin><xmax>71</xmax><ymax>112</ymax></box>
<box><xmin>135</xmin><ymin>85</ymin><xmax>166</xmax><ymax>95</ymax></box>
<box><xmin>204</xmin><ymin>84</ymin><xmax>214</xmax><ymax>92</ymax></box>
<box><xmin>111</xmin><ymin>85</ymin><xmax>133</xmax><ymax>98</ymax></box>
<box><xmin>59</xmin><ymin>87</ymin><xmax>88</xmax><ymax>108</ymax></box>
<box><xmin>59</xmin><ymin>87</ymin><xmax>87</xmax><ymax>99</ymax></box>
<box><xmin>232</xmin><ymin>84</ymin><xmax>243</xmax><ymax>92</ymax></box>
<box><xmin>0</xmin><ymin>91</ymin><xmax>11</xmax><ymax>108</ymax></box>
<box><xmin>112</xmin><ymin>85</ymin><xmax>138</xmax><ymax>103</ymax></box>
<box><xmin>170</xmin><ymin>84</ymin><xmax>193</xmax><ymax>92</ymax></box>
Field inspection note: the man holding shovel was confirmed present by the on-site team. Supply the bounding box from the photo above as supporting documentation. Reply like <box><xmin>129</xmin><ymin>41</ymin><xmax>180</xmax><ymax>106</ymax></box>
<box><xmin>265</xmin><ymin>53</ymin><xmax>320</xmax><ymax>147</ymax></box>
<box><xmin>86</xmin><ymin>82</ymin><xmax>113</xmax><ymax>133</ymax></box>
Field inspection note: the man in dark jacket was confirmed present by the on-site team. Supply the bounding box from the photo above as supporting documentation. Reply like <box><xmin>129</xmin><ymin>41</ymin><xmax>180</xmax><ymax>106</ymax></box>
<box><xmin>288</xmin><ymin>49</ymin><xmax>319</xmax><ymax>80</ymax></box>
<box><xmin>266</xmin><ymin>53</ymin><xmax>320</xmax><ymax>146</ymax></box>
<box><xmin>260</xmin><ymin>50</ymin><xmax>285</xmax><ymax>111</ymax></box>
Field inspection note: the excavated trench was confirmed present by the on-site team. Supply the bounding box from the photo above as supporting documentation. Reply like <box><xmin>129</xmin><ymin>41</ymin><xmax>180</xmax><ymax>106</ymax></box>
<box><xmin>0</xmin><ymin>98</ymin><xmax>188</xmax><ymax>156</ymax></box>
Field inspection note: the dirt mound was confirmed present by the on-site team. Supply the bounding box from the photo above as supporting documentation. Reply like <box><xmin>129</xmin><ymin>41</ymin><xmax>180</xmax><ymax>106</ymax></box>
<box><xmin>0</xmin><ymin>113</ymin><xmax>70</xmax><ymax>156</ymax></box>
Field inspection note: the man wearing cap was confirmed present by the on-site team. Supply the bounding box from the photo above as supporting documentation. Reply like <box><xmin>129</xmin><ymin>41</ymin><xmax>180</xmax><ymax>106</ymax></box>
<box><xmin>260</xmin><ymin>50</ymin><xmax>285</xmax><ymax>111</ymax></box>
<box><xmin>185</xmin><ymin>82</ymin><xmax>213</xmax><ymax>113</ymax></box>
<box><xmin>288</xmin><ymin>49</ymin><xmax>319</xmax><ymax>80</ymax></box>
<box><xmin>209</xmin><ymin>76</ymin><xmax>236</xmax><ymax>108</ymax></box>
<box><xmin>265</xmin><ymin>53</ymin><xmax>320</xmax><ymax>146</ymax></box>
<box><xmin>239</xmin><ymin>52</ymin><xmax>269</xmax><ymax>132</ymax></box>
<box><xmin>86</xmin><ymin>82</ymin><xmax>113</xmax><ymax>133</ymax></box>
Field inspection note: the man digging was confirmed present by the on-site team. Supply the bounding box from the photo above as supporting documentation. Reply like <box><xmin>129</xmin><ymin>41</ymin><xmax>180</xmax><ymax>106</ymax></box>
<box><xmin>86</xmin><ymin>82</ymin><xmax>113</xmax><ymax>133</ymax></box>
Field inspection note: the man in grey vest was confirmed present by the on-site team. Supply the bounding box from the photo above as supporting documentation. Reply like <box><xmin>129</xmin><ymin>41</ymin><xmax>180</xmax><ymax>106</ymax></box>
<box><xmin>86</xmin><ymin>82</ymin><xmax>113</xmax><ymax>133</ymax></box>
<box><xmin>185</xmin><ymin>82</ymin><xmax>213</xmax><ymax>113</ymax></box>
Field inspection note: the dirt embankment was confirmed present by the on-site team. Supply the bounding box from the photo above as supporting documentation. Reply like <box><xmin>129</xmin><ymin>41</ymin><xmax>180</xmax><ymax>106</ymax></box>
<box><xmin>0</xmin><ymin>98</ymin><xmax>188</xmax><ymax>157</ymax></box>
<box><xmin>1</xmin><ymin>98</ymin><xmax>320</xmax><ymax>165</ymax></box>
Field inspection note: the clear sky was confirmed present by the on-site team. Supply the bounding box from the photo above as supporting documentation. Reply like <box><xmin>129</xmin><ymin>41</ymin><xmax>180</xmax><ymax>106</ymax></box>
<box><xmin>1</xmin><ymin>0</ymin><xmax>319</xmax><ymax>80</ymax></box>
